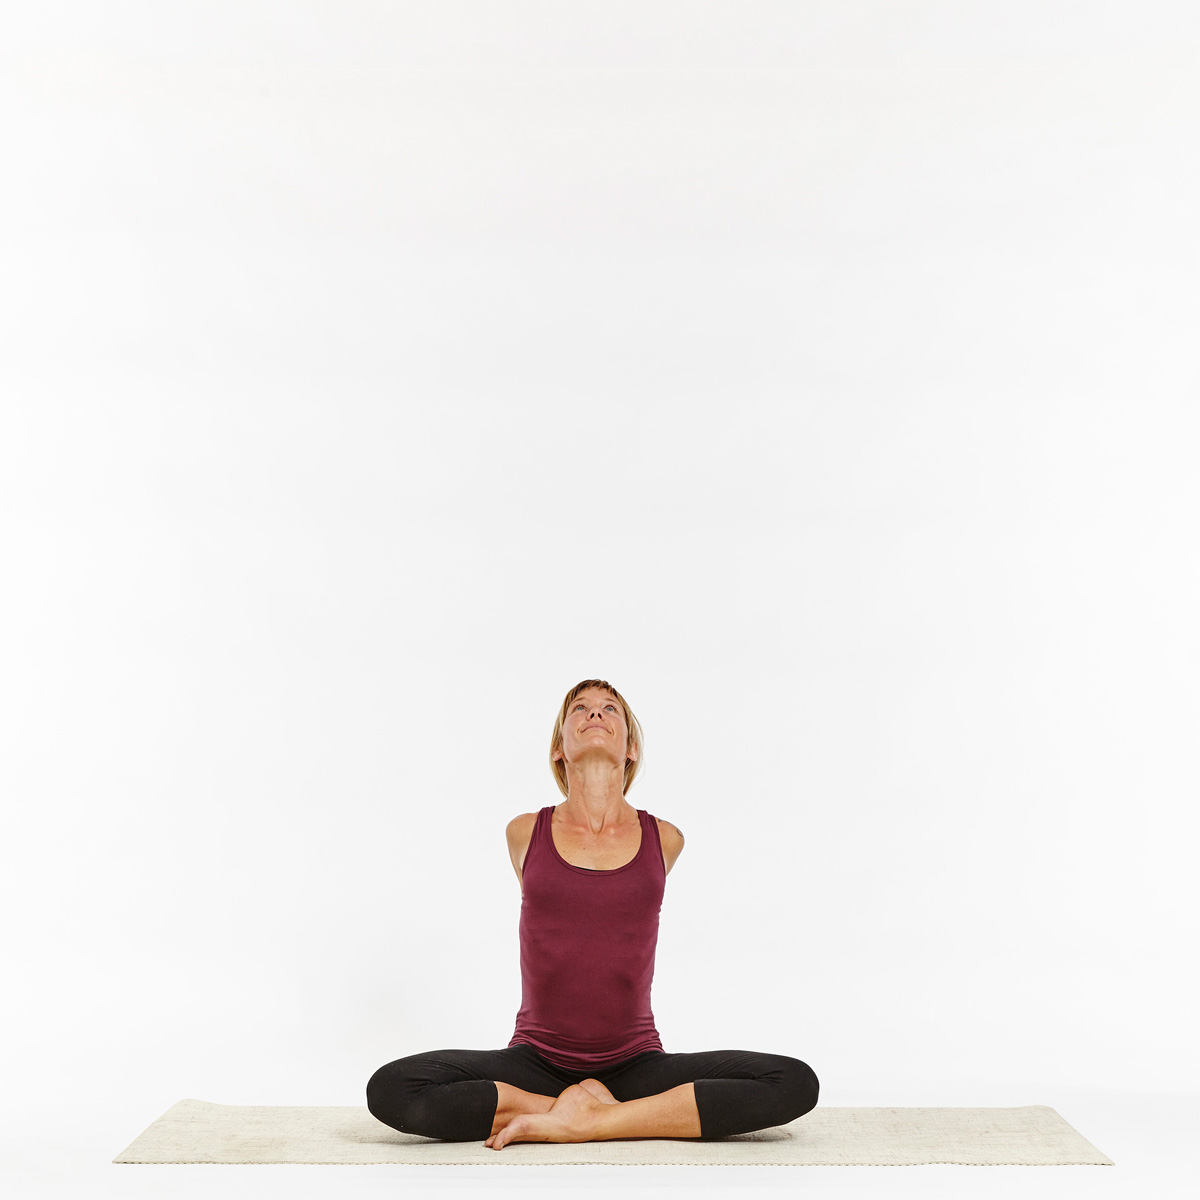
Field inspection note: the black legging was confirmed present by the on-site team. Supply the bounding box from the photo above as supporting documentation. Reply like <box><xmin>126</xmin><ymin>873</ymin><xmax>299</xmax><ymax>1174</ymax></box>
<box><xmin>366</xmin><ymin>1043</ymin><xmax>818</xmax><ymax>1142</ymax></box>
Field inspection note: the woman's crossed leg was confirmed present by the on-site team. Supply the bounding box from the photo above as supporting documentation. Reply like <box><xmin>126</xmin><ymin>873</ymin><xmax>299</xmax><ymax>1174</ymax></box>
<box><xmin>366</xmin><ymin>1044</ymin><xmax>818</xmax><ymax>1146</ymax></box>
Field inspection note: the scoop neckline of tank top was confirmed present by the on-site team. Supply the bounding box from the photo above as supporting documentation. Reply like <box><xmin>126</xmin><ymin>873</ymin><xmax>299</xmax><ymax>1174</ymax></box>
<box><xmin>546</xmin><ymin>805</ymin><xmax>646</xmax><ymax>875</ymax></box>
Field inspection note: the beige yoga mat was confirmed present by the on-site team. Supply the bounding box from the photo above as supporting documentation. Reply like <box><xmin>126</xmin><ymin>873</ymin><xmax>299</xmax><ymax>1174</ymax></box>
<box><xmin>113</xmin><ymin>1099</ymin><xmax>1114</xmax><ymax>1166</ymax></box>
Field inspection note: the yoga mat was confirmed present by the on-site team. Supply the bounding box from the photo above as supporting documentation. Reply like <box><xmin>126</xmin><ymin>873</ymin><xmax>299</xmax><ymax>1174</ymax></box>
<box><xmin>113</xmin><ymin>1100</ymin><xmax>1114</xmax><ymax>1166</ymax></box>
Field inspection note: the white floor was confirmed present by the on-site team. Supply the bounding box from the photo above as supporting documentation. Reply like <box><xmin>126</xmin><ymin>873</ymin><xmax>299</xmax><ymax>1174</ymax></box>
<box><xmin>4</xmin><ymin>1087</ymin><xmax>1195</xmax><ymax>1200</ymax></box>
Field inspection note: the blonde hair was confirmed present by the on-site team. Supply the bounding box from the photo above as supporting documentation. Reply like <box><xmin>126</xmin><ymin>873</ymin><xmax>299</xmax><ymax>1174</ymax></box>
<box><xmin>549</xmin><ymin>678</ymin><xmax>645</xmax><ymax>799</ymax></box>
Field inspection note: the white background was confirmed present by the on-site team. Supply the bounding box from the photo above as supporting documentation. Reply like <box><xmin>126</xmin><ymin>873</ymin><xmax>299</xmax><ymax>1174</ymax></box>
<box><xmin>2</xmin><ymin>3</ymin><xmax>1197</xmax><ymax>1198</ymax></box>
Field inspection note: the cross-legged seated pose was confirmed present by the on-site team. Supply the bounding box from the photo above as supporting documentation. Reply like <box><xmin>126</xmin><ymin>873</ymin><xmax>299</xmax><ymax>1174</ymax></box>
<box><xmin>366</xmin><ymin>678</ymin><xmax>819</xmax><ymax>1148</ymax></box>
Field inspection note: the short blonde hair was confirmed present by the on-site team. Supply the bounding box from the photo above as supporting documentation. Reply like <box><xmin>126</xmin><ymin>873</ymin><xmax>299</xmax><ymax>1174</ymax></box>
<box><xmin>549</xmin><ymin>678</ymin><xmax>644</xmax><ymax>799</ymax></box>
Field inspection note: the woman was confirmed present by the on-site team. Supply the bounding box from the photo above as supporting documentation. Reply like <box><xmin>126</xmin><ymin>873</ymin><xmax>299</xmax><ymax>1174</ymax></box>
<box><xmin>366</xmin><ymin>678</ymin><xmax>819</xmax><ymax>1148</ymax></box>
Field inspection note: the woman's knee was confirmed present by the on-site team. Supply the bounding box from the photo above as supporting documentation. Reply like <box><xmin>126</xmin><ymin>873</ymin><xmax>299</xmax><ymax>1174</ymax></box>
<box><xmin>365</xmin><ymin>1053</ymin><xmax>498</xmax><ymax>1141</ymax></box>
<box><xmin>778</xmin><ymin>1056</ymin><xmax>819</xmax><ymax>1119</ymax></box>
<box><xmin>366</xmin><ymin>1057</ymin><xmax>421</xmax><ymax>1129</ymax></box>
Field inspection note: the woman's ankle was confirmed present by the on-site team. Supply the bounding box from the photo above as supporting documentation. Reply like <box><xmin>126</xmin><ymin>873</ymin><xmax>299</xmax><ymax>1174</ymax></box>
<box><xmin>491</xmin><ymin>1081</ymin><xmax>556</xmax><ymax>1134</ymax></box>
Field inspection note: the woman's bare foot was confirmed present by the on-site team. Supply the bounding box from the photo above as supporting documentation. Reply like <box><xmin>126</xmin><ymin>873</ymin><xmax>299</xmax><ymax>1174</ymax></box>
<box><xmin>576</xmin><ymin>1077</ymin><xmax>620</xmax><ymax>1105</ymax></box>
<box><xmin>485</xmin><ymin>1082</ymin><xmax>610</xmax><ymax>1149</ymax></box>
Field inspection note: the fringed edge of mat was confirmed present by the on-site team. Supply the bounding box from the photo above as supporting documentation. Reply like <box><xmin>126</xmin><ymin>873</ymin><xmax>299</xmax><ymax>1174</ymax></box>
<box><xmin>113</xmin><ymin>1158</ymin><xmax>1116</xmax><ymax>1167</ymax></box>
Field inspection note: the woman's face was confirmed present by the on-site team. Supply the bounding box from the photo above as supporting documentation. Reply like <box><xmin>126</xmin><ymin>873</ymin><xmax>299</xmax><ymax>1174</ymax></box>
<box><xmin>557</xmin><ymin>689</ymin><xmax>632</xmax><ymax>767</ymax></box>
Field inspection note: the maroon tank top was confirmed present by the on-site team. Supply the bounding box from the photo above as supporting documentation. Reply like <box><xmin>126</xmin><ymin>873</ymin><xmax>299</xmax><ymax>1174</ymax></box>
<box><xmin>508</xmin><ymin>805</ymin><xmax>666</xmax><ymax>1072</ymax></box>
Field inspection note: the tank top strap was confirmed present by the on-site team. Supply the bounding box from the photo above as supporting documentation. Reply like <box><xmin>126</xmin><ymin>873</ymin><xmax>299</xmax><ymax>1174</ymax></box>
<box><xmin>641</xmin><ymin>808</ymin><xmax>664</xmax><ymax>876</ymax></box>
<box><xmin>537</xmin><ymin>804</ymin><xmax>560</xmax><ymax>866</ymax></box>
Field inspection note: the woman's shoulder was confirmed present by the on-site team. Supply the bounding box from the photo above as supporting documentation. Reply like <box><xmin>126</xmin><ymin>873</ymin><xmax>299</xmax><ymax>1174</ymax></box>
<box><xmin>654</xmin><ymin>815</ymin><xmax>684</xmax><ymax>847</ymax></box>
<box><xmin>505</xmin><ymin>812</ymin><xmax>541</xmax><ymax>892</ymax></box>
<box><xmin>506</xmin><ymin>810</ymin><xmax>541</xmax><ymax>839</ymax></box>
<box><xmin>653</xmin><ymin>815</ymin><xmax>685</xmax><ymax>875</ymax></box>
